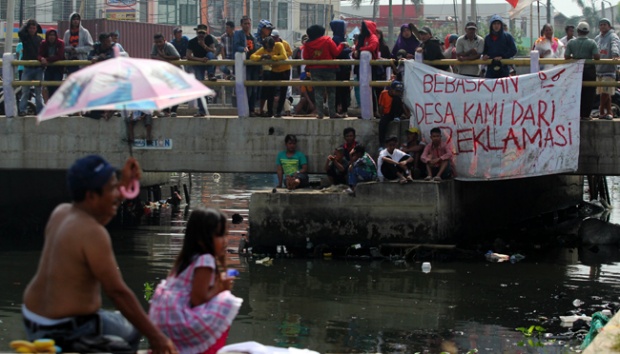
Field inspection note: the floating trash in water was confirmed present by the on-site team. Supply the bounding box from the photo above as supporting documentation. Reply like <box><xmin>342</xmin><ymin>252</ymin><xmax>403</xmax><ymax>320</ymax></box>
<box><xmin>422</xmin><ymin>262</ymin><xmax>431</xmax><ymax>273</ymax></box>
<box><xmin>573</xmin><ymin>299</ymin><xmax>584</xmax><ymax>307</ymax></box>
<box><xmin>213</xmin><ymin>173</ymin><xmax>221</xmax><ymax>182</ymax></box>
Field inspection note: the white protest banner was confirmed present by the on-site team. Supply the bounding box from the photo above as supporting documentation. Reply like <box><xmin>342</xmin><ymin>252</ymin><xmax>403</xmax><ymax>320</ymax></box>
<box><xmin>403</xmin><ymin>60</ymin><xmax>582</xmax><ymax>180</ymax></box>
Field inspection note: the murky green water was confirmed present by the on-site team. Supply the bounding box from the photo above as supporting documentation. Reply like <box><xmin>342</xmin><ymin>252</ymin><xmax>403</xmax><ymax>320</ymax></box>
<box><xmin>1</xmin><ymin>174</ymin><xmax>619</xmax><ymax>353</ymax></box>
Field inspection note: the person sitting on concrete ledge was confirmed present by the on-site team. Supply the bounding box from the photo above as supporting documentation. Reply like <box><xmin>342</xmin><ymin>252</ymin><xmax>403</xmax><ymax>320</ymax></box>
<box><xmin>400</xmin><ymin>127</ymin><xmax>426</xmax><ymax>179</ymax></box>
<box><xmin>421</xmin><ymin>127</ymin><xmax>453</xmax><ymax>181</ymax></box>
<box><xmin>276</xmin><ymin>134</ymin><xmax>309</xmax><ymax>190</ymax></box>
<box><xmin>325</xmin><ymin>146</ymin><xmax>349</xmax><ymax>186</ymax></box>
<box><xmin>378</xmin><ymin>135</ymin><xmax>414</xmax><ymax>184</ymax></box>
<box><xmin>340</xmin><ymin>127</ymin><xmax>358</xmax><ymax>161</ymax></box>
<box><xmin>347</xmin><ymin>144</ymin><xmax>377</xmax><ymax>192</ymax></box>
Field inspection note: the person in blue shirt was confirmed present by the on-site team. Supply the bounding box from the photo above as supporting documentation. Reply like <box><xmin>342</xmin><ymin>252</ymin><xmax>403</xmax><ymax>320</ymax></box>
<box><xmin>276</xmin><ymin>134</ymin><xmax>309</xmax><ymax>190</ymax></box>
<box><xmin>482</xmin><ymin>14</ymin><xmax>517</xmax><ymax>79</ymax></box>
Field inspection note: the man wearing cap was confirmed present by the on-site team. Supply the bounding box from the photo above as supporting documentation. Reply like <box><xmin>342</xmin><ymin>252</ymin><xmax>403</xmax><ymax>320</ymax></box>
<box><xmin>565</xmin><ymin>21</ymin><xmax>600</xmax><ymax>120</ymax></box>
<box><xmin>560</xmin><ymin>24</ymin><xmax>575</xmax><ymax>46</ymax></box>
<box><xmin>188</xmin><ymin>24</ymin><xmax>217</xmax><ymax>117</ymax></box>
<box><xmin>456</xmin><ymin>22</ymin><xmax>484</xmax><ymax>77</ymax></box>
<box><xmin>594</xmin><ymin>18</ymin><xmax>620</xmax><ymax>120</ymax></box>
<box><xmin>22</xmin><ymin>156</ymin><xmax>177</xmax><ymax>354</ymax></box>
<box><xmin>415</xmin><ymin>26</ymin><xmax>450</xmax><ymax>71</ymax></box>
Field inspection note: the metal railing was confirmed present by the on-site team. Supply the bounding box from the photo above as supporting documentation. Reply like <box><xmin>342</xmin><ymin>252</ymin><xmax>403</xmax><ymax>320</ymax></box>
<box><xmin>1</xmin><ymin>51</ymin><xmax>618</xmax><ymax>118</ymax></box>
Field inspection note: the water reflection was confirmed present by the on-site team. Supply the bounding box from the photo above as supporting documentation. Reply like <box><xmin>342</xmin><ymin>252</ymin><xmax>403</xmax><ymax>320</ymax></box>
<box><xmin>1</xmin><ymin>174</ymin><xmax>620</xmax><ymax>353</ymax></box>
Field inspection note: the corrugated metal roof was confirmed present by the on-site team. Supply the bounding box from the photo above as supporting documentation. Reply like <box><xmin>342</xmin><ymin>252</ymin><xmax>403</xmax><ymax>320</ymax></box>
<box><xmin>58</xmin><ymin>19</ymin><xmax>176</xmax><ymax>59</ymax></box>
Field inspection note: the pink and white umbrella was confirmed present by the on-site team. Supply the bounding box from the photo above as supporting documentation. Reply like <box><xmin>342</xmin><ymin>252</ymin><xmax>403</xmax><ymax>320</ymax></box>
<box><xmin>37</xmin><ymin>55</ymin><xmax>215</xmax><ymax>123</ymax></box>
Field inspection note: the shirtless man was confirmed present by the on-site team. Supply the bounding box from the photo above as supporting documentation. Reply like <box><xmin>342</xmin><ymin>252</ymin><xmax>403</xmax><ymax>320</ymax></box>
<box><xmin>22</xmin><ymin>155</ymin><xmax>177</xmax><ymax>354</ymax></box>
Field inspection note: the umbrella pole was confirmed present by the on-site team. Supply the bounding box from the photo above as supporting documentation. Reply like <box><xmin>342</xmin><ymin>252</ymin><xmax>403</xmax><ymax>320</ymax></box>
<box><xmin>124</xmin><ymin>107</ymin><xmax>133</xmax><ymax>156</ymax></box>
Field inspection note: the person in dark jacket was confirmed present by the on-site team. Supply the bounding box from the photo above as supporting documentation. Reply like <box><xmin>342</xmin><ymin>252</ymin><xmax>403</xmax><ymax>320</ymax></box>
<box><xmin>18</xmin><ymin>19</ymin><xmax>44</xmax><ymax>116</ymax></box>
<box><xmin>415</xmin><ymin>26</ymin><xmax>450</xmax><ymax>71</ymax></box>
<box><xmin>482</xmin><ymin>14</ymin><xmax>517</xmax><ymax>79</ymax></box>
<box><xmin>38</xmin><ymin>29</ymin><xmax>65</xmax><ymax>99</ymax></box>
<box><xmin>330</xmin><ymin>20</ymin><xmax>352</xmax><ymax>116</ymax></box>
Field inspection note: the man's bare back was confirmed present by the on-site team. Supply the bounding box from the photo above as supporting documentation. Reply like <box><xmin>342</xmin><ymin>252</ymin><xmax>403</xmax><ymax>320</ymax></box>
<box><xmin>23</xmin><ymin>203</ymin><xmax>113</xmax><ymax>318</ymax></box>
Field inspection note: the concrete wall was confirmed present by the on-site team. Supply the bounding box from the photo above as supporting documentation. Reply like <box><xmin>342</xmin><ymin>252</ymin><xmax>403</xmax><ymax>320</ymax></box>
<box><xmin>248</xmin><ymin>175</ymin><xmax>583</xmax><ymax>252</ymax></box>
<box><xmin>0</xmin><ymin>117</ymin><xmax>614</xmax><ymax>175</ymax></box>
<box><xmin>249</xmin><ymin>180</ymin><xmax>458</xmax><ymax>253</ymax></box>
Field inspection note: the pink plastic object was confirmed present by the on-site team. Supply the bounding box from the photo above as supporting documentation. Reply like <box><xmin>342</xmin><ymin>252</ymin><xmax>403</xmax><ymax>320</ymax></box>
<box><xmin>120</xmin><ymin>179</ymin><xmax>140</xmax><ymax>199</ymax></box>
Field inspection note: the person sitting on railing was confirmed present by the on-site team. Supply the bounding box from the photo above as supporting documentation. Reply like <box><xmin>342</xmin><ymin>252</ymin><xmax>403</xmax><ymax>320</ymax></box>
<box><xmin>303</xmin><ymin>24</ymin><xmax>349</xmax><ymax>119</ymax></box>
<box><xmin>152</xmin><ymin>33</ymin><xmax>181</xmax><ymax>118</ymax></box>
<box><xmin>110</xmin><ymin>31</ymin><xmax>126</xmax><ymax>54</ymax></box>
<box><xmin>276</xmin><ymin>134</ymin><xmax>309</xmax><ymax>190</ymax></box>
<box><xmin>88</xmin><ymin>33</ymin><xmax>118</xmax><ymax>63</ymax></box>
<box><xmin>415</xmin><ymin>26</ymin><xmax>450</xmax><ymax>72</ymax></box>
<box><xmin>565</xmin><ymin>22</ymin><xmax>600</xmax><ymax>121</ymax></box>
<box><xmin>17</xmin><ymin>19</ymin><xmax>44</xmax><ymax>117</ymax></box>
<box><xmin>250</xmin><ymin>36</ymin><xmax>290</xmax><ymax>117</ymax></box>
<box><xmin>38</xmin><ymin>29</ymin><xmax>65</xmax><ymax>100</ymax></box>
<box><xmin>391</xmin><ymin>24</ymin><xmax>419</xmax><ymax>60</ymax></box>
<box><xmin>456</xmin><ymin>22</ymin><xmax>484</xmax><ymax>78</ymax></box>
<box><xmin>233</xmin><ymin>16</ymin><xmax>259</xmax><ymax>117</ymax></box>
<box><xmin>63</xmin><ymin>12</ymin><xmax>93</xmax><ymax>76</ymax></box>
<box><xmin>534</xmin><ymin>24</ymin><xmax>564</xmax><ymax>71</ymax></box>
<box><xmin>482</xmin><ymin>15</ymin><xmax>517</xmax><ymax>79</ymax></box>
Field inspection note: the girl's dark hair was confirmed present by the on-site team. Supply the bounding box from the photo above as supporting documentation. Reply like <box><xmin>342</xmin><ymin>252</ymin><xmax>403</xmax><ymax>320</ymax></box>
<box><xmin>171</xmin><ymin>207</ymin><xmax>227</xmax><ymax>276</ymax></box>
<box><xmin>285</xmin><ymin>134</ymin><xmax>297</xmax><ymax>143</ymax></box>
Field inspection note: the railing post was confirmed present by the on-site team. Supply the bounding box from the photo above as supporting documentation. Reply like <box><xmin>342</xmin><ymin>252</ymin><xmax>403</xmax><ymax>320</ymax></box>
<box><xmin>359</xmin><ymin>51</ymin><xmax>373</xmax><ymax>120</ymax></box>
<box><xmin>234</xmin><ymin>52</ymin><xmax>249</xmax><ymax>118</ymax></box>
<box><xmin>2</xmin><ymin>53</ymin><xmax>17</xmax><ymax>118</ymax></box>
<box><xmin>530</xmin><ymin>50</ymin><xmax>539</xmax><ymax>73</ymax></box>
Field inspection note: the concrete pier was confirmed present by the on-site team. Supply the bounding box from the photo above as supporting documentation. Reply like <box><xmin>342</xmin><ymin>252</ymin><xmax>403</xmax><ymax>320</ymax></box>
<box><xmin>248</xmin><ymin>175</ymin><xmax>583</xmax><ymax>253</ymax></box>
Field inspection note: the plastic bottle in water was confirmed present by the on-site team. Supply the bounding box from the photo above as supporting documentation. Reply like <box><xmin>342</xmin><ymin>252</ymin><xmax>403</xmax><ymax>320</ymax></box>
<box><xmin>421</xmin><ymin>262</ymin><xmax>431</xmax><ymax>273</ymax></box>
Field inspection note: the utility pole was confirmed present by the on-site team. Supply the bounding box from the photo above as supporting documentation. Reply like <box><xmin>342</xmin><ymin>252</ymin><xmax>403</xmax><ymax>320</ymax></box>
<box><xmin>546</xmin><ymin>0</ymin><xmax>551</xmax><ymax>25</ymax></box>
<box><xmin>471</xmin><ymin>0</ymin><xmax>477</xmax><ymax>28</ymax></box>
<box><xmin>388</xmin><ymin>0</ymin><xmax>394</xmax><ymax>48</ymax></box>
<box><xmin>19</xmin><ymin>0</ymin><xmax>24</xmax><ymax>26</ymax></box>
<box><xmin>461</xmin><ymin>0</ymin><xmax>467</xmax><ymax>26</ymax></box>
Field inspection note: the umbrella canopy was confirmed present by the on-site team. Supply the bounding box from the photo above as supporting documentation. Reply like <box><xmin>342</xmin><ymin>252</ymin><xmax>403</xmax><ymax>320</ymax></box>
<box><xmin>37</xmin><ymin>55</ymin><xmax>215</xmax><ymax>123</ymax></box>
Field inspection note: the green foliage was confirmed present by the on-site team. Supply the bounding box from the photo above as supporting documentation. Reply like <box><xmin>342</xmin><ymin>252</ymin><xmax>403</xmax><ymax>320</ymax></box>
<box><xmin>144</xmin><ymin>281</ymin><xmax>155</xmax><ymax>301</ymax></box>
<box><xmin>516</xmin><ymin>325</ymin><xmax>547</xmax><ymax>348</ymax></box>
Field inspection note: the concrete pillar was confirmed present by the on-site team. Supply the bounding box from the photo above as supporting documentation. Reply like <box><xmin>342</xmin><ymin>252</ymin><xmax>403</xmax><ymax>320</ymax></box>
<box><xmin>2</xmin><ymin>53</ymin><xmax>17</xmax><ymax>118</ymax></box>
<box><xmin>235</xmin><ymin>51</ymin><xmax>249</xmax><ymax>117</ymax></box>
<box><xmin>359</xmin><ymin>51</ymin><xmax>373</xmax><ymax>120</ymax></box>
<box><xmin>530</xmin><ymin>50</ymin><xmax>539</xmax><ymax>73</ymax></box>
